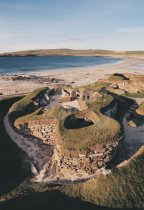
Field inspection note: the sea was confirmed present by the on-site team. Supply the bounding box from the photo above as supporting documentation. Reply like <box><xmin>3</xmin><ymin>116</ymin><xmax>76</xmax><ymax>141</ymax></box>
<box><xmin>0</xmin><ymin>56</ymin><xmax>121</xmax><ymax>74</ymax></box>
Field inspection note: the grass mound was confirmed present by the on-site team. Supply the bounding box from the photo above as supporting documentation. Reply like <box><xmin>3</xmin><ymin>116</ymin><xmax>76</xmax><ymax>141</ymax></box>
<box><xmin>60</xmin><ymin>115</ymin><xmax>120</xmax><ymax>151</ymax></box>
<box><xmin>9</xmin><ymin>87</ymin><xmax>47</xmax><ymax>123</ymax></box>
<box><xmin>60</xmin><ymin>95</ymin><xmax>120</xmax><ymax>151</ymax></box>
<box><xmin>85</xmin><ymin>81</ymin><xmax>110</xmax><ymax>92</ymax></box>
<box><xmin>108</xmin><ymin>73</ymin><xmax>129</xmax><ymax>81</ymax></box>
<box><xmin>9</xmin><ymin>87</ymin><xmax>121</xmax><ymax>152</ymax></box>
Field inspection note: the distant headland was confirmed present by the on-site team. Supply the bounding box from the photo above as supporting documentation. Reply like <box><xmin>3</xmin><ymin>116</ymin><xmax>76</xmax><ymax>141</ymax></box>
<box><xmin>1</xmin><ymin>49</ymin><xmax>144</xmax><ymax>57</ymax></box>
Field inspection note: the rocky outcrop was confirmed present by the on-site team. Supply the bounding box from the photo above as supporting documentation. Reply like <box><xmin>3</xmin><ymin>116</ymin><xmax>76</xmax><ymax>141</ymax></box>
<box><xmin>62</xmin><ymin>99</ymin><xmax>88</xmax><ymax>111</ymax></box>
<box><xmin>107</xmin><ymin>86</ymin><xmax>125</xmax><ymax>95</ymax></box>
<box><xmin>61</xmin><ymin>87</ymin><xmax>96</xmax><ymax>101</ymax></box>
<box><xmin>34</xmin><ymin>87</ymin><xmax>56</xmax><ymax>107</ymax></box>
<box><xmin>1</xmin><ymin>74</ymin><xmax>65</xmax><ymax>84</ymax></box>
<box><xmin>105</xmin><ymin>74</ymin><xmax>144</xmax><ymax>95</ymax></box>
<box><xmin>117</xmin><ymin>80</ymin><xmax>144</xmax><ymax>93</ymax></box>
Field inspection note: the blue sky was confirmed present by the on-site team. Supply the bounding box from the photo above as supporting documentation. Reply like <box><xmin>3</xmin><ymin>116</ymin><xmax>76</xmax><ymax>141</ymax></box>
<box><xmin>0</xmin><ymin>0</ymin><xmax>144</xmax><ymax>52</ymax></box>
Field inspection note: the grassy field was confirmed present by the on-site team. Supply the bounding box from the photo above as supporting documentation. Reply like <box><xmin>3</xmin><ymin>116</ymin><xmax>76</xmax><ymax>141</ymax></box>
<box><xmin>14</xmin><ymin>98</ymin><xmax>120</xmax><ymax>152</ymax></box>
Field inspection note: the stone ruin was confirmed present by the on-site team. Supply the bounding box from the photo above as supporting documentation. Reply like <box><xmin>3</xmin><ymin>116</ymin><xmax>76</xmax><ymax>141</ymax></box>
<box><xmin>15</xmin><ymin>106</ymin><xmax>122</xmax><ymax>183</ymax></box>
<box><xmin>16</xmin><ymin>116</ymin><xmax>122</xmax><ymax>182</ymax></box>
<box><xmin>12</xmin><ymin>86</ymin><xmax>123</xmax><ymax>183</ymax></box>
<box><xmin>106</xmin><ymin>73</ymin><xmax>144</xmax><ymax>95</ymax></box>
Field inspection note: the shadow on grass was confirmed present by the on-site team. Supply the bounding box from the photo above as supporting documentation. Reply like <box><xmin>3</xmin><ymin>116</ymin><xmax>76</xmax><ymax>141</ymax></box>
<box><xmin>0</xmin><ymin>189</ymin><xmax>131</xmax><ymax>210</ymax></box>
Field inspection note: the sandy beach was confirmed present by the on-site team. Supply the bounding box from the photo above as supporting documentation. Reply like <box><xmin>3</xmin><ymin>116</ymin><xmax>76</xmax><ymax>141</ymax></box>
<box><xmin>0</xmin><ymin>56</ymin><xmax>144</xmax><ymax>95</ymax></box>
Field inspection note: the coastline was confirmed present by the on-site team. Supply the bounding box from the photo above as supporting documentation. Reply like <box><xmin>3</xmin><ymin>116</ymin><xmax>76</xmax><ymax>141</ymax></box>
<box><xmin>0</xmin><ymin>55</ymin><xmax>122</xmax><ymax>76</ymax></box>
<box><xmin>0</xmin><ymin>56</ymin><xmax>144</xmax><ymax>95</ymax></box>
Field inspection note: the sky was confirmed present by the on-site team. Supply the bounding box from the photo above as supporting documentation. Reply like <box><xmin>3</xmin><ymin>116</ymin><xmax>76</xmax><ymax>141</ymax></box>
<box><xmin>0</xmin><ymin>0</ymin><xmax>144</xmax><ymax>52</ymax></box>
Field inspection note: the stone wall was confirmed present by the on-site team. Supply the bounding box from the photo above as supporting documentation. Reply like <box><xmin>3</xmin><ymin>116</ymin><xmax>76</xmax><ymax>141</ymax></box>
<box><xmin>107</xmin><ymin>79</ymin><xmax>144</xmax><ymax>94</ymax></box>
<box><xmin>11</xmin><ymin>94</ymin><xmax>123</xmax><ymax>181</ymax></box>
<box><xmin>15</xmin><ymin>116</ymin><xmax>123</xmax><ymax>180</ymax></box>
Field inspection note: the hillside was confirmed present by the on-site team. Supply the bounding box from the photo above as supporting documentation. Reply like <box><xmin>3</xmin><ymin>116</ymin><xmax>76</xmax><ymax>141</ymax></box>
<box><xmin>1</xmin><ymin>49</ymin><xmax>144</xmax><ymax>57</ymax></box>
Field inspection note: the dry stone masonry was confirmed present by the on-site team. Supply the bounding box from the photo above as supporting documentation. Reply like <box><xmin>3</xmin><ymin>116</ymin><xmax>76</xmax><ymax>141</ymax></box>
<box><xmin>9</xmin><ymin>85</ymin><xmax>123</xmax><ymax>184</ymax></box>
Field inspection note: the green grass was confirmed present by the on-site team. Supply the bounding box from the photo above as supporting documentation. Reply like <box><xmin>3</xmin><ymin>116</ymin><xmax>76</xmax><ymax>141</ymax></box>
<box><xmin>9</xmin><ymin>87</ymin><xmax>47</xmax><ymax>123</ymax></box>
<box><xmin>135</xmin><ymin>101</ymin><xmax>144</xmax><ymax>118</ymax></box>
<box><xmin>125</xmin><ymin>92</ymin><xmax>144</xmax><ymax>98</ymax></box>
<box><xmin>9</xmin><ymin>88</ymin><xmax>121</xmax><ymax>152</ymax></box>
<box><xmin>60</xmin><ymin>115</ymin><xmax>120</xmax><ymax>151</ymax></box>
<box><xmin>59</xmin><ymin>95</ymin><xmax>120</xmax><ymax>151</ymax></box>
<box><xmin>84</xmin><ymin>81</ymin><xmax>110</xmax><ymax>92</ymax></box>
<box><xmin>14</xmin><ymin>108</ymin><xmax>43</xmax><ymax>125</ymax></box>
<box><xmin>108</xmin><ymin>73</ymin><xmax>129</xmax><ymax>81</ymax></box>
<box><xmin>109</xmin><ymin>75</ymin><xmax>125</xmax><ymax>81</ymax></box>
<box><xmin>86</xmin><ymin>94</ymin><xmax>113</xmax><ymax>111</ymax></box>
<box><xmin>138</xmin><ymin>102</ymin><xmax>144</xmax><ymax>110</ymax></box>
<box><xmin>16</xmin><ymin>101</ymin><xmax>120</xmax><ymax>152</ymax></box>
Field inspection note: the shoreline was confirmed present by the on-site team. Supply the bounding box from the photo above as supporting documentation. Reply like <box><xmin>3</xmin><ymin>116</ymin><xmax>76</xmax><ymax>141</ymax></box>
<box><xmin>0</xmin><ymin>56</ymin><xmax>123</xmax><ymax>76</ymax></box>
<box><xmin>0</xmin><ymin>56</ymin><xmax>144</xmax><ymax>95</ymax></box>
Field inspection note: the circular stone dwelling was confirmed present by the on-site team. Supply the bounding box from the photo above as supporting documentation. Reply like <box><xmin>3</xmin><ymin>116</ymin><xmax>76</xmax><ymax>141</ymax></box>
<box><xmin>8</xmin><ymin>86</ymin><xmax>123</xmax><ymax>183</ymax></box>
